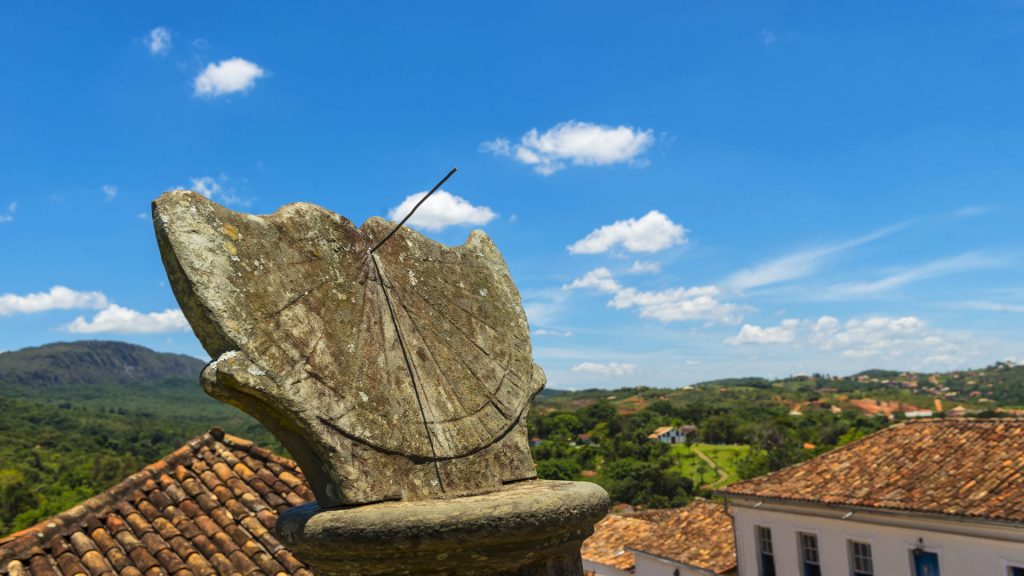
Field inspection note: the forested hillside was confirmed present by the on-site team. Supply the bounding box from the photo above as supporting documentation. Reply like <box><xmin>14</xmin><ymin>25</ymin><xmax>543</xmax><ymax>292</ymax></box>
<box><xmin>0</xmin><ymin>341</ymin><xmax>276</xmax><ymax>535</ymax></box>
<box><xmin>2</xmin><ymin>341</ymin><xmax>1021</xmax><ymax>536</ymax></box>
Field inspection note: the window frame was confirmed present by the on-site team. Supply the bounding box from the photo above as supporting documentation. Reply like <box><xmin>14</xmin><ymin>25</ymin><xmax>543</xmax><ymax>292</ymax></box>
<box><xmin>848</xmin><ymin>540</ymin><xmax>874</xmax><ymax>576</ymax></box>
<box><xmin>755</xmin><ymin>525</ymin><xmax>776</xmax><ymax>576</ymax></box>
<box><xmin>797</xmin><ymin>531</ymin><xmax>822</xmax><ymax>576</ymax></box>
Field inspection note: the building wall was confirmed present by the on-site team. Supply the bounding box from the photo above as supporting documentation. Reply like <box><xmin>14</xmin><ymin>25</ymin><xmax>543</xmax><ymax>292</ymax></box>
<box><xmin>732</xmin><ymin>504</ymin><xmax>1024</xmax><ymax>576</ymax></box>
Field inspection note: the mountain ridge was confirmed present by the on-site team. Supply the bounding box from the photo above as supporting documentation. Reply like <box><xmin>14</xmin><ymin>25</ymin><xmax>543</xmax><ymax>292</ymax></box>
<box><xmin>0</xmin><ymin>340</ymin><xmax>206</xmax><ymax>389</ymax></box>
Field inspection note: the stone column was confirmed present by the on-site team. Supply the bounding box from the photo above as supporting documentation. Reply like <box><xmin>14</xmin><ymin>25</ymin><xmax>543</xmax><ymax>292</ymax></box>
<box><xmin>277</xmin><ymin>480</ymin><xmax>608</xmax><ymax>576</ymax></box>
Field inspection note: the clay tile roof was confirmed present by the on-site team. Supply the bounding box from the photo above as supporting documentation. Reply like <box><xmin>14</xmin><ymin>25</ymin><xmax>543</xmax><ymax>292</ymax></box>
<box><xmin>626</xmin><ymin>500</ymin><xmax>736</xmax><ymax>574</ymax></box>
<box><xmin>581</xmin><ymin>515</ymin><xmax>657</xmax><ymax>571</ymax></box>
<box><xmin>719</xmin><ymin>418</ymin><xmax>1024</xmax><ymax>523</ymax></box>
<box><xmin>583</xmin><ymin>500</ymin><xmax>736</xmax><ymax>574</ymax></box>
<box><xmin>0</xmin><ymin>429</ymin><xmax>316</xmax><ymax>576</ymax></box>
<box><xmin>647</xmin><ymin>426</ymin><xmax>674</xmax><ymax>439</ymax></box>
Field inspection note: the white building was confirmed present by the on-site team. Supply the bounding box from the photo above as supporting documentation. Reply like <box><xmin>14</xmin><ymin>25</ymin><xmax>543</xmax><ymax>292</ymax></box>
<box><xmin>719</xmin><ymin>418</ymin><xmax>1024</xmax><ymax>576</ymax></box>
<box><xmin>648</xmin><ymin>425</ymin><xmax>698</xmax><ymax>445</ymax></box>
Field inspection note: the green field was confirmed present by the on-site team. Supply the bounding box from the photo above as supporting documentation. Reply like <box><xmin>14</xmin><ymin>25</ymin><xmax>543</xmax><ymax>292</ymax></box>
<box><xmin>670</xmin><ymin>443</ymin><xmax>750</xmax><ymax>488</ymax></box>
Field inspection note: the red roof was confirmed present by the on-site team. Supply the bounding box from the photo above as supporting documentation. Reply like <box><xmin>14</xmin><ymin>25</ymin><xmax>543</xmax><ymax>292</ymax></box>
<box><xmin>720</xmin><ymin>418</ymin><xmax>1024</xmax><ymax>523</ymax></box>
<box><xmin>583</xmin><ymin>500</ymin><xmax>736</xmax><ymax>574</ymax></box>
<box><xmin>0</xmin><ymin>429</ymin><xmax>314</xmax><ymax>575</ymax></box>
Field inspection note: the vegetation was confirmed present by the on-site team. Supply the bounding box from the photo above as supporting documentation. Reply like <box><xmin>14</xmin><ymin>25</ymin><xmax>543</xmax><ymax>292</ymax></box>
<box><xmin>0</xmin><ymin>341</ymin><xmax>276</xmax><ymax>536</ymax></box>
<box><xmin>2</xmin><ymin>340</ymin><xmax>1022</xmax><ymax>534</ymax></box>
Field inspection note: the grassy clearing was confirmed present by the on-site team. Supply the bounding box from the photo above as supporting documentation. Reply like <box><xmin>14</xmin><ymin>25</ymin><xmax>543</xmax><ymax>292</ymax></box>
<box><xmin>670</xmin><ymin>443</ymin><xmax>750</xmax><ymax>487</ymax></box>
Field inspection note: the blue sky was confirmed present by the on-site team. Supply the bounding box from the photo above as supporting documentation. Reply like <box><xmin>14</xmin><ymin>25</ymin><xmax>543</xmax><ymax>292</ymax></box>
<box><xmin>2</xmin><ymin>2</ymin><xmax>1023</xmax><ymax>388</ymax></box>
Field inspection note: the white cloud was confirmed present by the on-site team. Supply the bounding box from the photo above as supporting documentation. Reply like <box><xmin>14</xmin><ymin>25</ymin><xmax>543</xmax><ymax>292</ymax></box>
<box><xmin>725</xmin><ymin>319</ymin><xmax>799</xmax><ymax>345</ymax></box>
<box><xmin>609</xmin><ymin>285</ymin><xmax>743</xmax><ymax>324</ymax></box>
<box><xmin>194</xmin><ymin>58</ymin><xmax>265</xmax><ymax>97</ymax></box>
<box><xmin>761</xmin><ymin>29</ymin><xmax>776</xmax><ymax>45</ymax></box>
<box><xmin>148</xmin><ymin>27</ymin><xmax>172</xmax><ymax>55</ymax></box>
<box><xmin>0</xmin><ymin>202</ymin><xmax>14</xmax><ymax>223</ymax></box>
<box><xmin>189</xmin><ymin>176</ymin><xmax>249</xmax><ymax>207</ymax></box>
<box><xmin>571</xmin><ymin>362</ymin><xmax>636</xmax><ymax>376</ymax></box>
<box><xmin>66</xmin><ymin>304</ymin><xmax>190</xmax><ymax>333</ymax></box>
<box><xmin>628</xmin><ymin>261</ymin><xmax>661</xmax><ymax>274</ymax></box>
<box><xmin>727</xmin><ymin>314</ymin><xmax>968</xmax><ymax>368</ymax></box>
<box><xmin>725</xmin><ymin>225</ymin><xmax>902</xmax><ymax>290</ymax></box>
<box><xmin>565</xmin><ymin>268</ymin><xmax>744</xmax><ymax>324</ymax></box>
<box><xmin>569</xmin><ymin>210</ymin><xmax>686</xmax><ymax>254</ymax></box>
<box><xmin>533</xmin><ymin>328</ymin><xmax>573</xmax><ymax>337</ymax></box>
<box><xmin>564</xmin><ymin>268</ymin><xmax>621</xmax><ymax>293</ymax></box>
<box><xmin>387</xmin><ymin>190</ymin><xmax>496</xmax><ymax>232</ymax></box>
<box><xmin>823</xmin><ymin>252</ymin><xmax>1006</xmax><ymax>299</ymax></box>
<box><xmin>483</xmin><ymin>120</ymin><xmax>654</xmax><ymax>175</ymax></box>
<box><xmin>0</xmin><ymin>286</ymin><xmax>108</xmax><ymax>315</ymax></box>
<box><xmin>102</xmin><ymin>185</ymin><xmax>118</xmax><ymax>201</ymax></box>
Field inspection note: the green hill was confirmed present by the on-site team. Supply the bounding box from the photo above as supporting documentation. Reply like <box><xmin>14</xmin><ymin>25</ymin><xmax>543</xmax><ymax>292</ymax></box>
<box><xmin>0</xmin><ymin>340</ymin><xmax>204</xmax><ymax>390</ymax></box>
<box><xmin>0</xmin><ymin>341</ymin><xmax>275</xmax><ymax>536</ymax></box>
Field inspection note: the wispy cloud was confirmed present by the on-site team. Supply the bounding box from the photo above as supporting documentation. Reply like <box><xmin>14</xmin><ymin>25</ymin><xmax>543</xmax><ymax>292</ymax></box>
<box><xmin>102</xmin><ymin>185</ymin><xmax>118</xmax><ymax>201</ymax></box>
<box><xmin>568</xmin><ymin>210</ymin><xmax>685</xmax><ymax>254</ymax></box>
<box><xmin>628</xmin><ymin>261</ymin><xmax>661</xmax><ymax>274</ymax></box>
<box><xmin>0</xmin><ymin>202</ymin><xmax>14</xmax><ymax>223</ymax></box>
<box><xmin>724</xmin><ymin>224</ymin><xmax>906</xmax><ymax>290</ymax></box>
<box><xmin>387</xmin><ymin>190</ymin><xmax>496</xmax><ymax>231</ymax></box>
<box><xmin>953</xmin><ymin>205</ymin><xmax>993</xmax><ymax>219</ymax></box>
<box><xmin>482</xmin><ymin>120</ymin><xmax>654</xmax><ymax>175</ymax></box>
<box><xmin>194</xmin><ymin>58</ymin><xmax>265</xmax><ymax>97</ymax></box>
<box><xmin>533</xmin><ymin>328</ymin><xmax>574</xmax><ymax>337</ymax></box>
<box><xmin>823</xmin><ymin>252</ymin><xmax>1007</xmax><ymax>299</ymax></box>
<box><xmin>189</xmin><ymin>176</ymin><xmax>250</xmax><ymax>207</ymax></box>
<box><xmin>147</xmin><ymin>27</ymin><xmax>172</xmax><ymax>56</ymax></box>
<box><xmin>942</xmin><ymin>300</ymin><xmax>1024</xmax><ymax>314</ymax></box>
<box><xmin>571</xmin><ymin>362</ymin><xmax>636</xmax><ymax>376</ymax></box>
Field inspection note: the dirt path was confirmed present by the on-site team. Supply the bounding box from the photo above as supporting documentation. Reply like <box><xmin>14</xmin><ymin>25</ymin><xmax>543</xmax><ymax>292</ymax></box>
<box><xmin>693</xmin><ymin>446</ymin><xmax>731</xmax><ymax>489</ymax></box>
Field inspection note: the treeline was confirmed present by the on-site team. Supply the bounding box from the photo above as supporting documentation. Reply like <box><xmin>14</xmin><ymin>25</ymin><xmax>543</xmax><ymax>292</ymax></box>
<box><xmin>0</xmin><ymin>396</ymin><xmax>274</xmax><ymax>535</ymax></box>
<box><xmin>529</xmin><ymin>388</ymin><xmax>887</xmax><ymax>509</ymax></box>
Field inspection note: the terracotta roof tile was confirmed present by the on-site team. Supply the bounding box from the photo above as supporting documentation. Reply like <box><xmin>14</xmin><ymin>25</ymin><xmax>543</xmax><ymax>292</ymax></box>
<box><xmin>581</xmin><ymin>515</ymin><xmax>655</xmax><ymax>571</ymax></box>
<box><xmin>626</xmin><ymin>500</ymin><xmax>736</xmax><ymax>574</ymax></box>
<box><xmin>583</xmin><ymin>500</ymin><xmax>736</xmax><ymax>575</ymax></box>
<box><xmin>0</xmin><ymin>430</ymin><xmax>312</xmax><ymax>576</ymax></box>
<box><xmin>719</xmin><ymin>418</ymin><xmax>1024</xmax><ymax>523</ymax></box>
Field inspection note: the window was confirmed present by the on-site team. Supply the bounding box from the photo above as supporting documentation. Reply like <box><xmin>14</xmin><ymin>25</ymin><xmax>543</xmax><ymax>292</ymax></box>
<box><xmin>756</xmin><ymin>526</ymin><xmax>776</xmax><ymax>576</ymax></box>
<box><xmin>798</xmin><ymin>532</ymin><xmax>822</xmax><ymax>576</ymax></box>
<box><xmin>849</xmin><ymin>541</ymin><xmax>873</xmax><ymax>576</ymax></box>
<box><xmin>1009</xmin><ymin>568</ymin><xmax>1024</xmax><ymax>576</ymax></box>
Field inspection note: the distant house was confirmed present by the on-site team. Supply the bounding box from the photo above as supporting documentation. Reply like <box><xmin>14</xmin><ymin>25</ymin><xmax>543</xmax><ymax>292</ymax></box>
<box><xmin>647</xmin><ymin>425</ymin><xmax>697</xmax><ymax>444</ymax></box>
<box><xmin>719</xmin><ymin>419</ymin><xmax>1024</xmax><ymax>576</ymax></box>
<box><xmin>903</xmin><ymin>409</ymin><xmax>933</xmax><ymax>418</ymax></box>
<box><xmin>947</xmin><ymin>405</ymin><xmax>968</xmax><ymax>417</ymax></box>
<box><xmin>583</xmin><ymin>500</ymin><xmax>736</xmax><ymax>576</ymax></box>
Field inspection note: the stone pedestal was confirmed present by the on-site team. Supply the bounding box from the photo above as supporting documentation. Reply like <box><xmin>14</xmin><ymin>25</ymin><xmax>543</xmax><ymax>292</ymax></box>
<box><xmin>276</xmin><ymin>480</ymin><xmax>609</xmax><ymax>576</ymax></box>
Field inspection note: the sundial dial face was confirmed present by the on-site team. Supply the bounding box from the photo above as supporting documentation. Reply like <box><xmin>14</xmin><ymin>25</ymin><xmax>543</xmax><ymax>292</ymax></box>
<box><xmin>153</xmin><ymin>191</ymin><xmax>544</xmax><ymax>506</ymax></box>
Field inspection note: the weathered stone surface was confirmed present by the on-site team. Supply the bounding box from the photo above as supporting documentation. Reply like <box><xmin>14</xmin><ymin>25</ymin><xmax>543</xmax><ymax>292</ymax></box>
<box><xmin>275</xmin><ymin>479</ymin><xmax>610</xmax><ymax>576</ymax></box>
<box><xmin>152</xmin><ymin>190</ymin><xmax>545</xmax><ymax>506</ymax></box>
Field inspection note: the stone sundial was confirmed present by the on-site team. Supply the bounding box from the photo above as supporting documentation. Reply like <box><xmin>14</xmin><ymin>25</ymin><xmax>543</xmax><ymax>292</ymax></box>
<box><xmin>153</xmin><ymin>190</ymin><xmax>544</xmax><ymax>507</ymax></box>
